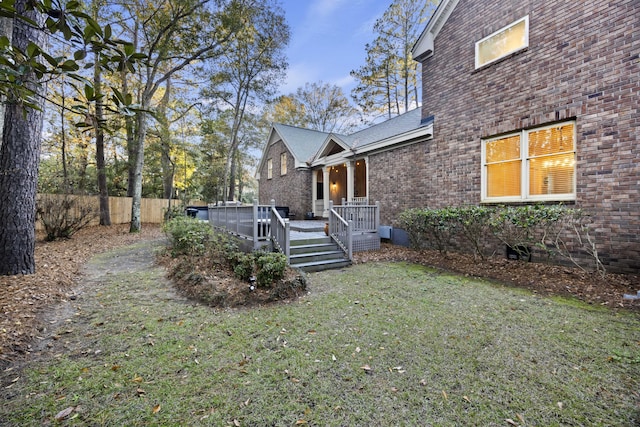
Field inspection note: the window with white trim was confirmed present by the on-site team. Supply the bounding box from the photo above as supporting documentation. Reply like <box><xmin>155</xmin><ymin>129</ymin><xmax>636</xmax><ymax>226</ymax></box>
<box><xmin>475</xmin><ymin>16</ymin><xmax>529</xmax><ymax>69</ymax></box>
<box><xmin>482</xmin><ymin>122</ymin><xmax>576</xmax><ymax>202</ymax></box>
<box><xmin>267</xmin><ymin>158</ymin><xmax>273</xmax><ymax>179</ymax></box>
<box><xmin>280</xmin><ymin>153</ymin><xmax>287</xmax><ymax>175</ymax></box>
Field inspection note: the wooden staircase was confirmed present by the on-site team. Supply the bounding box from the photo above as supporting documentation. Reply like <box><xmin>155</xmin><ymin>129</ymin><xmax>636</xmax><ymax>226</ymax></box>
<box><xmin>288</xmin><ymin>236</ymin><xmax>351</xmax><ymax>272</ymax></box>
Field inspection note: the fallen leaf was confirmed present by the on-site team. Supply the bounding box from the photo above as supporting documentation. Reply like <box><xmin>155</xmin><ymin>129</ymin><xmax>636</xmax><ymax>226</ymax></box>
<box><xmin>517</xmin><ymin>413</ymin><xmax>525</xmax><ymax>423</ymax></box>
<box><xmin>505</xmin><ymin>419</ymin><xmax>518</xmax><ymax>426</ymax></box>
<box><xmin>557</xmin><ymin>401</ymin><xmax>563</xmax><ymax>410</ymax></box>
<box><xmin>55</xmin><ymin>406</ymin><xmax>75</xmax><ymax>421</ymax></box>
<box><xmin>111</xmin><ymin>365</ymin><xmax>120</xmax><ymax>371</ymax></box>
<box><xmin>419</xmin><ymin>379</ymin><xmax>427</xmax><ymax>386</ymax></box>
<box><xmin>295</xmin><ymin>420</ymin><xmax>307</xmax><ymax>425</ymax></box>
<box><xmin>442</xmin><ymin>390</ymin><xmax>448</xmax><ymax>400</ymax></box>
<box><xmin>152</xmin><ymin>404</ymin><xmax>161</xmax><ymax>414</ymax></box>
<box><xmin>233</xmin><ymin>419</ymin><xmax>241</xmax><ymax>426</ymax></box>
<box><xmin>360</xmin><ymin>364</ymin><xmax>371</xmax><ymax>371</ymax></box>
<box><xmin>132</xmin><ymin>375</ymin><xmax>143</xmax><ymax>383</ymax></box>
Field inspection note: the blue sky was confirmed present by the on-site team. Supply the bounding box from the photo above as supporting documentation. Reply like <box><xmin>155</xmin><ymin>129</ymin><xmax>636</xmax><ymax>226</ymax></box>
<box><xmin>277</xmin><ymin>0</ymin><xmax>394</xmax><ymax>95</ymax></box>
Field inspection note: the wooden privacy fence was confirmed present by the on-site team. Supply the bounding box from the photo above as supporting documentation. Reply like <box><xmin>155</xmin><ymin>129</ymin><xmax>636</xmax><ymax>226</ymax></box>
<box><xmin>34</xmin><ymin>194</ymin><xmax>186</xmax><ymax>229</ymax></box>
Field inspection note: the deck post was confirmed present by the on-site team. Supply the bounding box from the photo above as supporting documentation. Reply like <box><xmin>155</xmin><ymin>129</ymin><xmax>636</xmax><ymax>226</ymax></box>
<box><xmin>253</xmin><ymin>200</ymin><xmax>259</xmax><ymax>250</ymax></box>
<box><xmin>284</xmin><ymin>219</ymin><xmax>290</xmax><ymax>262</ymax></box>
<box><xmin>329</xmin><ymin>200</ymin><xmax>334</xmax><ymax>234</ymax></box>
<box><xmin>347</xmin><ymin>219</ymin><xmax>353</xmax><ymax>261</ymax></box>
<box><xmin>375</xmin><ymin>201</ymin><xmax>381</xmax><ymax>230</ymax></box>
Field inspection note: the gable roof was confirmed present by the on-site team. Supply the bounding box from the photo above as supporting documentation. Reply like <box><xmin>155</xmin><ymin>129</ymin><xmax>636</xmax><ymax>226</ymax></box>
<box><xmin>272</xmin><ymin>123</ymin><xmax>329</xmax><ymax>163</ymax></box>
<box><xmin>258</xmin><ymin>108</ymin><xmax>433</xmax><ymax>176</ymax></box>
<box><xmin>412</xmin><ymin>0</ymin><xmax>461</xmax><ymax>61</ymax></box>
<box><xmin>310</xmin><ymin>108</ymin><xmax>433</xmax><ymax>166</ymax></box>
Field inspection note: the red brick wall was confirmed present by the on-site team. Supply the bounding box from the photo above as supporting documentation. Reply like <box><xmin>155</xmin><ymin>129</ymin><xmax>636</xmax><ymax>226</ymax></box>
<box><xmin>258</xmin><ymin>140</ymin><xmax>311</xmax><ymax>218</ymax></box>
<box><xmin>372</xmin><ymin>0</ymin><xmax>639</xmax><ymax>272</ymax></box>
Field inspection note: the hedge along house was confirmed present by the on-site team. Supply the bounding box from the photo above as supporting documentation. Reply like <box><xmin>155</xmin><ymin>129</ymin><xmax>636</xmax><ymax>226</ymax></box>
<box><xmin>257</xmin><ymin>108</ymin><xmax>433</xmax><ymax>219</ymax></box>
<box><xmin>405</xmin><ymin>0</ymin><xmax>639</xmax><ymax>273</ymax></box>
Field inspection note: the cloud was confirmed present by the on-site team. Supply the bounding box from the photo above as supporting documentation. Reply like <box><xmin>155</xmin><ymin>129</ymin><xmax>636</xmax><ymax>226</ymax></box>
<box><xmin>279</xmin><ymin>63</ymin><xmax>320</xmax><ymax>94</ymax></box>
<box><xmin>308</xmin><ymin>0</ymin><xmax>349</xmax><ymax>18</ymax></box>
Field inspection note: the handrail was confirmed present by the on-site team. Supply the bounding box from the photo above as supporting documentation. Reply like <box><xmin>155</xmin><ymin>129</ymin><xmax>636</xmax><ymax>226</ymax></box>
<box><xmin>270</xmin><ymin>201</ymin><xmax>290</xmax><ymax>262</ymax></box>
<box><xmin>328</xmin><ymin>201</ymin><xmax>353</xmax><ymax>261</ymax></box>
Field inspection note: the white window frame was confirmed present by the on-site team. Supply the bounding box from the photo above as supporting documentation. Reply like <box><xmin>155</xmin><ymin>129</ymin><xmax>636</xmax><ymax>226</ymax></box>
<box><xmin>481</xmin><ymin>121</ymin><xmax>576</xmax><ymax>203</ymax></box>
<box><xmin>267</xmin><ymin>158</ymin><xmax>273</xmax><ymax>179</ymax></box>
<box><xmin>280</xmin><ymin>152</ymin><xmax>287</xmax><ymax>175</ymax></box>
<box><xmin>475</xmin><ymin>16</ymin><xmax>529</xmax><ymax>69</ymax></box>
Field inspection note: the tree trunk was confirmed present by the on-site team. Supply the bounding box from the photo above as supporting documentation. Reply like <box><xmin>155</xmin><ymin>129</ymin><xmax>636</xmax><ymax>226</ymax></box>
<box><xmin>0</xmin><ymin>16</ymin><xmax>13</xmax><ymax>150</ymax></box>
<box><xmin>124</xmin><ymin>23</ymin><xmax>138</xmax><ymax>198</ymax></box>
<box><xmin>159</xmin><ymin>78</ymin><xmax>174</xmax><ymax>200</ymax></box>
<box><xmin>94</xmin><ymin>34</ymin><xmax>111</xmax><ymax>225</ymax></box>
<box><xmin>0</xmin><ymin>1</ymin><xmax>47</xmax><ymax>275</ymax></box>
<box><xmin>129</xmin><ymin>112</ymin><xmax>146</xmax><ymax>232</ymax></box>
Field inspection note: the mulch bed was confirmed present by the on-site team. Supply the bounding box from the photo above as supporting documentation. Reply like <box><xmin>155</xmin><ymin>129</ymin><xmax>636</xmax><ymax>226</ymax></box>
<box><xmin>354</xmin><ymin>243</ymin><xmax>640</xmax><ymax>311</ymax></box>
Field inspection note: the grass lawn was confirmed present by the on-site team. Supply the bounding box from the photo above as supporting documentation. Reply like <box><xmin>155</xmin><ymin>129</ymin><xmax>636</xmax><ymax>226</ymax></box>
<box><xmin>1</xmin><ymin>244</ymin><xmax>638</xmax><ymax>426</ymax></box>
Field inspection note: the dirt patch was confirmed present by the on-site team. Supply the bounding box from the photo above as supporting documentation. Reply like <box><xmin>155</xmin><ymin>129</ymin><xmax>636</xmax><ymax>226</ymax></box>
<box><xmin>0</xmin><ymin>224</ymin><xmax>164</xmax><ymax>368</ymax></box>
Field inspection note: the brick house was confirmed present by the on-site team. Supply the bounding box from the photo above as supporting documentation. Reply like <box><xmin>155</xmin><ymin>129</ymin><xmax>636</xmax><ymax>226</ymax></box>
<box><xmin>257</xmin><ymin>109</ymin><xmax>433</xmax><ymax>219</ymax></box>
<box><xmin>258</xmin><ymin>0</ymin><xmax>639</xmax><ymax>273</ymax></box>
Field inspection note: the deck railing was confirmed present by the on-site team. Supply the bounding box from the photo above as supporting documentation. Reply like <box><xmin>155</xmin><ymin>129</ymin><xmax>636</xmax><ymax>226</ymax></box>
<box><xmin>329</xmin><ymin>201</ymin><xmax>353</xmax><ymax>261</ymax></box>
<box><xmin>209</xmin><ymin>199</ymin><xmax>378</xmax><ymax>263</ymax></box>
<box><xmin>334</xmin><ymin>201</ymin><xmax>380</xmax><ymax>233</ymax></box>
<box><xmin>209</xmin><ymin>200</ymin><xmax>272</xmax><ymax>249</ymax></box>
<box><xmin>208</xmin><ymin>200</ymin><xmax>290</xmax><ymax>258</ymax></box>
<box><xmin>269</xmin><ymin>201</ymin><xmax>290</xmax><ymax>262</ymax></box>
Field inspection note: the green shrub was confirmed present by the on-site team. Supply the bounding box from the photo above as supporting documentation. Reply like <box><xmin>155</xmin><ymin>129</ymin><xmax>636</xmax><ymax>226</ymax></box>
<box><xmin>163</xmin><ymin>204</ymin><xmax>186</xmax><ymax>222</ymax></box>
<box><xmin>397</xmin><ymin>207</ymin><xmax>459</xmax><ymax>254</ymax></box>
<box><xmin>454</xmin><ymin>205</ymin><xmax>493</xmax><ymax>259</ymax></box>
<box><xmin>488</xmin><ymin>204</ymin><xmax>568</xmax><ymax>260</ymax></box>
<box><xmin>163</xmin><ymin>216</ymin><xmax>213</xmax><ymax>256</ymax></box>
<box><xmin>398</xmin><ymin>204</ymin><xmax>605</xmax><ymax>274</ymax></box>
<box><xmin>255</xmin><ymin>252</ymin><xmax>287</xmax><ymax>288</ymax></box>
<box><xmin>233</xmin><ymin>253</ymin><xmax>255</xmax><ymax>281</ymax></box>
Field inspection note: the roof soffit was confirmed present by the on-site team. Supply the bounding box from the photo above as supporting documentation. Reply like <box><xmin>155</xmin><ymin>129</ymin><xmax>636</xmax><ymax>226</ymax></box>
<box><xmin>412</xmin><ymin>0</ymin><xmax>461</xmax><ymax>61</ymax></box>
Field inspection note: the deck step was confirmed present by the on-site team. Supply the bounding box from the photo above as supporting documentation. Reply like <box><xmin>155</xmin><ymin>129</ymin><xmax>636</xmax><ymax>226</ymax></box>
<box><xmin>288</xmin><ymin>237</ymin><xmax>350</xmax><ymax>272</ymax></box>
<box><xmin>290</xmin><ymin>243</ymin><xmax>339</xmax><ymax>255</ymax></box>
<box><xmin>290</xmin><ymin>250</ymin><xmax>346</xmax><ymax>264</ymax></box>
<box><xmin>291</xmin><ymin>258</ymin><xmax>351</xmax><ymax>273</ymax></box>
<box><xmin>291</xmin><ymin>237</ymin><xmax>332</xmax><ymax>246</ymax></box>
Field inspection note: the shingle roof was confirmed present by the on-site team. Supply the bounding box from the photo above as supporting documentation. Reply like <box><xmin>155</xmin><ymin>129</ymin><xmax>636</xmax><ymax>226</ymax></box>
<box><xmin>272</xmin><ymin>123</ymin><xmax>329</xmax><ymax>163</ymax></box>
<box><xmin>342</xmin><ymin>109</ymin><xmax>423</xmax><ymax>149</ymax></box>
<box><xmin>271</xmin><ymin>108</ymin><xmax>429</xmax><ymax>166</ymax></box>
